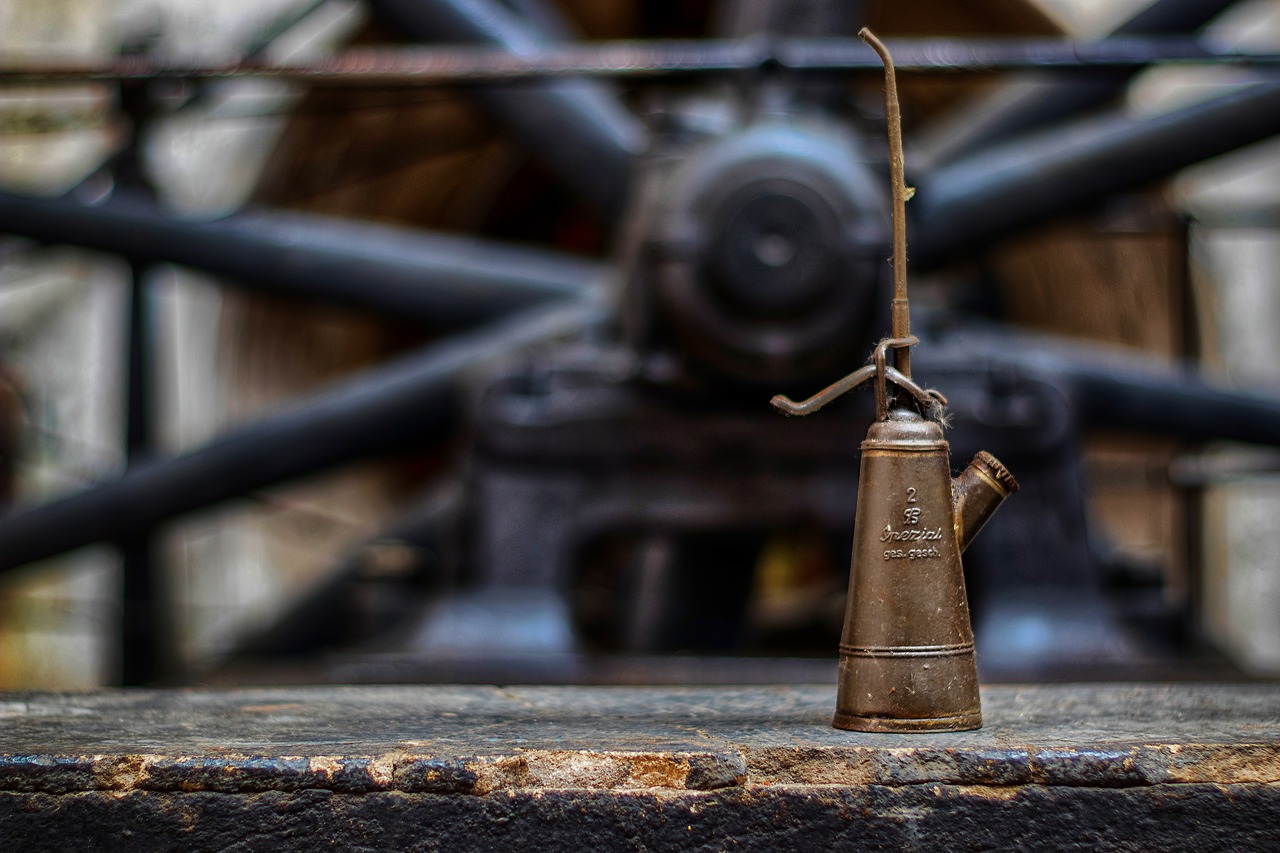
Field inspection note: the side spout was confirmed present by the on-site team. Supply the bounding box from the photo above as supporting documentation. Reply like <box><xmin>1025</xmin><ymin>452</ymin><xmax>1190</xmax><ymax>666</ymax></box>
<box><xmin>952</xmin><ymin>451</ymin><xmax>1019</xmax><ymax>553</ymax></box>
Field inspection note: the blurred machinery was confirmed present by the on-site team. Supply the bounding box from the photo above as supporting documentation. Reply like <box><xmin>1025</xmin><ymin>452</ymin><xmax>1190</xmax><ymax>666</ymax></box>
<box><xmin>2</xmin><ymin>0</ymin><xmax>1280</xmax><ymax>685</ymax></box>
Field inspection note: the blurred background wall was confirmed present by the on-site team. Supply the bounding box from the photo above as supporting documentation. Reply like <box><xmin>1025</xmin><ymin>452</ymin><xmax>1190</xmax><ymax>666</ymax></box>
<box><xmin>1</xmin><ymin>0</ymin><xmax>1279</xmax><ymax>687</ymax></box>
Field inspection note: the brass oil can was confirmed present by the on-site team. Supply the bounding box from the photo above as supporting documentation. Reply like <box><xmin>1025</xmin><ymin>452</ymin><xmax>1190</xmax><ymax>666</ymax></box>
<box><xmin>772</xmin><ymin>30</ymin><xmax>1017</xmax><ymax>733</ymax></box>
<box><xmin>834</xmin><ymin>404</ymin><xmax>1016</xmax><ymax>731</ymax></box>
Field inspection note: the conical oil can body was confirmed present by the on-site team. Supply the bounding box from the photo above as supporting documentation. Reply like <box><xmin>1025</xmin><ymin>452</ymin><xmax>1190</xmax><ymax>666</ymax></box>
<box><xmin>834</xmin><ymin>412</ymin><xmax>981</xmax><ymax>732</ymax></box>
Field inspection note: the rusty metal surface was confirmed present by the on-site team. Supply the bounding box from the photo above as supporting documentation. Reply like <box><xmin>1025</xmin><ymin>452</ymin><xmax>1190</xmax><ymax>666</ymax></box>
<box><xmin>0</xmin><ymin>684</ymin><xmax>1277</xmax><ymax>850</ymax></box>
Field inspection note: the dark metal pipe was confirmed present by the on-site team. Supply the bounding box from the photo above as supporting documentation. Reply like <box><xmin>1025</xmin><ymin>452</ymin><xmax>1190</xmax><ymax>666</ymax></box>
<box><xmin>0</xmin><ymin>300</ymin><xmax>600</xmax><ymax>574</ymax></box>
<box><xmin>912</xmin><ymin>80</ymin><xmax>1280</xmax><ymax>265</ymax></box>
<box><xmin>917</xmin><ymin>0</ymin><xmax>1239</xmax><ymax>166</ymax></box>
<box><xmin>367</xmin><ymin>0</ymin><xmax>643</xmax><ymax>219</ymax></box>
<box><xmin>0</xmin><ymin>188</ymin><xmax>603</xmax><ymax>328</ymax></box>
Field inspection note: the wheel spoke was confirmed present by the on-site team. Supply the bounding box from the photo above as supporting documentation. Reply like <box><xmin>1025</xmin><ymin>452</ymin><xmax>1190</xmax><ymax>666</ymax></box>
<box><xmin>368</xmin><ymin>0</ymin><xmax>645</xmax><ymax>221</ymax></box>
<box><xmin>912</xmin><ymin>80</ymin><xmax>1280</xmax><ymax>265</ymax></box>
<box><xmin>0</xmin><ymin>187</ymin><xmax>604</xmax><ymax>328</ymax></box>
<box><xmin>922</xmin><ymin>329</ymin><xmax>1280</xmax><ymax>446</ymax></box>
<box><xmin>0</xmin><ymin>299</ymin><xmax>601</xmax><ymax>574</ymax></box>
<box><xmin>915</xmin><ymin>0</ymin><xmax>1240</xmax><ymax>168</ymax></box>
<box><xmin>499</xmin><ymin>0</ymin><xmax>576</xmax><ymax>40</ymax></box>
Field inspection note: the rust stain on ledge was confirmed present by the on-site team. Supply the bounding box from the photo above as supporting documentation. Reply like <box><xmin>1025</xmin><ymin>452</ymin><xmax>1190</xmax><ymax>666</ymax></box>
<box><xmin>7</xmin><ymin>741</ymin><xmax>1277</xmax><ymax>797</ymax></box>
<box><xmin>744</xmin><ymin>742</ymin><xmax>1280</xmax><ymax>789</ymax></box>
<box><xmin>463</xmin><ymin>751</ymin><xmax>747</xmax><ymax>794</ymax></box>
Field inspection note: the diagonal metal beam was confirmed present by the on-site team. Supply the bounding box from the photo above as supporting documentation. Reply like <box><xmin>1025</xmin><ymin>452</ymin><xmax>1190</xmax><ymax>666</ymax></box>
<box><xmin>497</xmin><ymin>0</ymin><xmax>576</xmax><ymax>41</ymax></box>
<box><xmin>0</xmin><ymin>187</ymin><xmax>603</xmax><ymax>328</ymax></box>
<box><xmin>911</xmin><ymin>80</ymin><xmax>1280</xmax><ymax>265</ymax></box>
<box><xmin>916</xmin><ymin>0</ymin><xmax>1239</xmax><ymax>168</ymax></box>
<box><xmin>368</xmin><ymin>0</ymin><xmax>644</xmax><ymax>220</ymax></box>
<box><xmin>0</xmin><ymin>299</ymin><xmax>602</xmax><ymax>575</ymax></box>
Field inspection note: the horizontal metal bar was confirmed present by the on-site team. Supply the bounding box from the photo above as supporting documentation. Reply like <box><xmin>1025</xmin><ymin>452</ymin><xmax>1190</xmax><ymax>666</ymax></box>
<box><xmin>0</xmin><ymin>188</ymin><xmax>603</xmax><ymax>328</ymax></box>
<box><xmin>4</xmin><ymin>37</ymin><xmax>1280</xmax><ymax>85</ymax></box>
<box><xmin>912</xmin><ymin>80</ymin><xmax>1280</xmax><ymax>265</ymax></box>
<box><xmin>0</xmin><ymin>299</ymin><xmax>602</xmax><ymax>575</ymax></box>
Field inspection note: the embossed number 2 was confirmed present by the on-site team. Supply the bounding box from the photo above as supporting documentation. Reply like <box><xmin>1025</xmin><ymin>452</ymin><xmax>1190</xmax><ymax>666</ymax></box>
<box><xmin>903</xmin><ymin>486</ymin><xmax>921</xmax><ymax>525</ymax></box>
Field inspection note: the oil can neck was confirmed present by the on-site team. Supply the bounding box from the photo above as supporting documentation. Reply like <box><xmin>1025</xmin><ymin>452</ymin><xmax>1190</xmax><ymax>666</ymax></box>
<box><xmin>864</xmin><ymin>407</ymin><xmax>945</xmax><ymax>445</ymax></box>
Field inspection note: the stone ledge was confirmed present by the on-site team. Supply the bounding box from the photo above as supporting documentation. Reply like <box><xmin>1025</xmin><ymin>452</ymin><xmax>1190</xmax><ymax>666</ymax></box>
<box><xmin>2</xmin><ymin>683</ymin><xmax>1277</xmax><ymax>795</ymax></box>
<box><xmin>3</xmin><ymin>684</ymin><xmax>1279</xmax><ymax>850</ymax></box>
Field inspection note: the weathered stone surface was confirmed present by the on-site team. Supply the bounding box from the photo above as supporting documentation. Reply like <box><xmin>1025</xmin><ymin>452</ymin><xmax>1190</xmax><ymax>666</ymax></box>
<box><xmin>1</xmin><ymin>684</ymin><xmax>1278</xmax><ymax>849</ymax></box>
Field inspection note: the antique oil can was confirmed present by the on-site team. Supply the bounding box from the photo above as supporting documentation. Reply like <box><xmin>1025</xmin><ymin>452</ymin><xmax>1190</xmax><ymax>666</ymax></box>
<box><xmin>772</xmin><ymin>30</ymin><xmax>1017</xmax><ymax>732</ymax></box>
